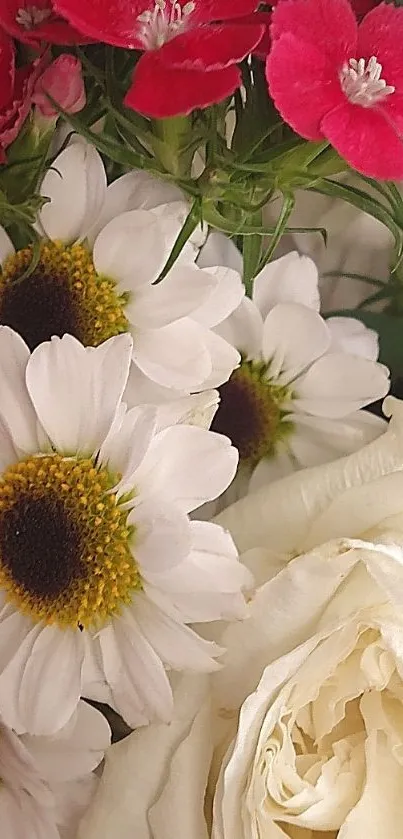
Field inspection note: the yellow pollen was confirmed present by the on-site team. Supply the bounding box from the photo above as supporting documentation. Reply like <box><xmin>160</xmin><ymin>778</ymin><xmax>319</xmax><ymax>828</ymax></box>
<box><xmin>0</xmin><ymin>454</ymin><xmax>141</xmax><ymax>630</ymax></box>
<box><xmin>1</xmin><ymin>240</ymin><xmax>130</xmax><ymax>349</ymax></box>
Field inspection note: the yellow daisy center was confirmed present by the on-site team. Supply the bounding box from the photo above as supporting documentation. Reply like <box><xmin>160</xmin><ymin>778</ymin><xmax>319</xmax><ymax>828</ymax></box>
<box><xmin>211</xmin><ymin>360</ymin><xmax>293</xmax><ymax>465</ymax></box>
<box><xmin>0</xmin><ymin>454</ymin><xmax>141</xmax><ymax>630</ymax></box>
<box><xmin>0</xmin><ymin>241</ymin><xmax>129</xmax><ymax>351</ymax></box>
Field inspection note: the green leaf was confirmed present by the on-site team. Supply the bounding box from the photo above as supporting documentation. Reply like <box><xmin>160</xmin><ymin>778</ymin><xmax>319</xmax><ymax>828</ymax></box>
<box><xmin>157</xmin><ymin>199</ymin><xmax>202</xmax><ymax>282</ymax></box>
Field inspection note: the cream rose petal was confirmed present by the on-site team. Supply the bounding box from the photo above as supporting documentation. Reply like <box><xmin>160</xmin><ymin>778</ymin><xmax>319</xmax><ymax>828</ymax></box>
<box><xmin>78</xmin><ymin>674</ymin><xmax>212</xmax><ymax>839</ymax></box>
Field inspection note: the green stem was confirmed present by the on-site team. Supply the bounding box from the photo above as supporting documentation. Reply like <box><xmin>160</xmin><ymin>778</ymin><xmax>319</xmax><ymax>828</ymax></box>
<box><xmin>150</xmin><ymin>115</ymin><xmax>193</xmax><ymax>177</ymax></box>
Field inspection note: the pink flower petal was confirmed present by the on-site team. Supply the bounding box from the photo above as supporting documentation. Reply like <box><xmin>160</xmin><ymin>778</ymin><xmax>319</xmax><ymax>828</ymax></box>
<box><xmin>266</xmin><ymin>32</ymin><xmax>344</xmax><ymax>141</ymax></box>
<box><xmin>271</xmin><ymin>0</ymin><xmax>357</xmax><ymax>65</ymax></box>
<box><xmin>322</xmin><ymin>100</ymin><xmax>403</xmax><ymax>179</ymax></box>
<box><xmin>125</xmin><ymin>52</ymin><xmax>241</xmax><ymax>117</ymax></box>
<box><xmin>159</xmin><ymin>23</ymin><xmax>264</xmax><ymax>70</ymax></box>
<box><xmin>357</xmin><ymin>2</ymin><xmax>403</xmax><ymax>95</ymax></box>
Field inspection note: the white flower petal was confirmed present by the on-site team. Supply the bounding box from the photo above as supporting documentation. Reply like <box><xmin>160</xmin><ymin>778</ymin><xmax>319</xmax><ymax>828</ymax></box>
<box><xmin>262</xmin><ymin>303</ymin><xmax>330</xmax><ymax>384</ymax></box>
<box><xmin>0</xmin><ymin>327</ymin><xmax>38</xmax><ymax>454</ymax></box>
<box><xmin>132</xmin><ymin>319</ymin><xmax>212</xmax><ymax>390</ymax></box>
<box><xmin>23</xmin><ymin>701</ymin><xmax>110</xmax><ymax>782</ymax></box>
<box><xmin>99</xmin><ymin>405</ymin><xmax>157</xmax><ymax>493</ymax></box>
<box><xmin>26</xmin><ymin>333</ymin><xmax>132</xmax><ymax>455</ymax></box>
<box><xmin>39</xmin><ymin>143</ymin><xmax>106</xmax><ymax>242</ymax></box>
<box><xmin>78</xmin><ymin>674</ymin><xmax>211</xmax><ymax>839</ymax></box>
<box><xmin>99</xmin><ymin>616</ymin><xmax>174</xmax><ymax>726</ymax></box>
<box><xmin>135</xmin><ymin>425</ymin><xmax>238</xmax><ymax>513</ymax></box>
<box><xmin>289</xmin><ymin>411</ymin><xmax>387</xmax><ymax>468</ymax></box>
<box><xmin>249</xmin><ymin>453</ymin><xmax>296</xmax><ymax>493</ymax></box>
<box><xmin>338</xmin><ymin>730</ymin><xmax>403</xmax><ymax>839</ymax></box>
<box><xmin>215</xmin><ymin>297</ymin><xmax>263</xmax><ymax>359</ymax></box>
<box><xmin>129</xmin><ymin>499</ymin><xmax>192</xmax><ymax>573</ymax></box>
<box><xmin>327</xmin><ymin>316</ymin><xmax>379</xmax><ymax>361</ymax></box>
<box><xmin>198</xmin><ymin>230</ymin><xmax>243</xmax><ymax>274</ymax></box>
<box><xmin>128</xmin><ymin>264</ymin><xmax>217</xmax><ymax>329</ymax></box>
<box><xmin>93</xmin><ymin>210</ymin><xmax>170</xmax><ymax>290</ymax></box>
<box><xmin>154</xmin><ymin>390</ymin><xmax>219</xmax><ymax>431</ymax></box>
<box><xmin>0</xmin><ymin>623</ymin><xmax>84</xmax><ymax>734</ymax></box>
<box><xmin>0</xmin><ymin>226</ymin><xmax>15</xmax><ymax>265</ymax></box>
<box><xmin>192</xmin><ymin>266</ymin><xmax>244</xmax><ymax>328</ymax></box>
<box><xmin>253</xmin><ymin>252</ymin><xmax>320</xmax><ymax>317</ymax></box>
<box><xmin>87</xmin><ymin>171</ymin><xmax>184</xmax><ymax>244</ymax></box>
<box><xmin>133</xmin><ymin>594</ymin><xmax>222</xmax><ymax>671</ymax></box>
<box><xmin>196</xmin><ymin>328</ymin><xmax>240</xmax><ymax>389</ymax></box>
<box><xmin>295</xmin><ymin>354</ymin><xmax>390</xmax><ymax>418</ymax></box>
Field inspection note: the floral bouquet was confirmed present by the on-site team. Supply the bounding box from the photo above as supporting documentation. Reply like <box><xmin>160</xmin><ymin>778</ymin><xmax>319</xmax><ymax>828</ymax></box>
<box><xmin>1</xmin><ymin>0</ymin><xmax>403</xmax><ymax>835</ymax></box>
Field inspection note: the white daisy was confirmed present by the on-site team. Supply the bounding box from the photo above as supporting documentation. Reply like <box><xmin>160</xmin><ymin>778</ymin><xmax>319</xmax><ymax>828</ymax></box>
<box><xmin>210</xmin><ymin>251</ymin><xmax>390</xmax><ymax>497</ymax></box>
<box><xmin>0</xmin><ymin>700</ymin><xmax>110</xmax><ymax>839</ymax></box>
<box><xmin>0</xmin><ymin>140</ymin><xmax>242</xmax><ymax>395</ymax></box>
<box><xmin>0</xmin><ymin>328</ymin><xmax>249</xmax><ymax>735</ymax></box>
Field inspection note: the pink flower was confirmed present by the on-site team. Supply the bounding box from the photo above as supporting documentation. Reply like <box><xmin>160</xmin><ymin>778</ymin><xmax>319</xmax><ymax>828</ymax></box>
<box><xmin>32</xmin><ymin>54</ymin><xmax>86</xmax><ymax>117</ymax></box>
<box><xmin>53</xmin><ymin>0</ymin><xmax>265</xmax><ymax>117</ymax></box>
<box><xmin>0</xmin><ymin>0</ymin><xmax>88</xmax><ymax>44</ymax></box>
<box><xmin>266</xmin><ymin>0</ymin><xmax>403</xmax><ymax>180</ymax></box>
<box><xmin>0</xmin><ymin>28</ymin><xmax>46</xmax><ymax>162</ymax></box>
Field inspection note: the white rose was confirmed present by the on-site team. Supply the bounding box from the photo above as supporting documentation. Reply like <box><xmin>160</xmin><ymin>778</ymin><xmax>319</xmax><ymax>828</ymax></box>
<box><xmin>79</xmin><ymin>397</ymin><xmax>403</xmax><ymax>839</ymax></box>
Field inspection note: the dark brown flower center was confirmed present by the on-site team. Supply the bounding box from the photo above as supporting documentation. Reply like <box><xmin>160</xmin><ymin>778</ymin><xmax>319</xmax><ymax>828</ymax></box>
<box><xmin>211</xmin><ymin>361</ymin><xmax>292</xmax><ymax>464</ymax></box>
<box><xmin>0</xmin><ymin>241</ymin><xmax>129</xmax><ymax>352</ymax></box>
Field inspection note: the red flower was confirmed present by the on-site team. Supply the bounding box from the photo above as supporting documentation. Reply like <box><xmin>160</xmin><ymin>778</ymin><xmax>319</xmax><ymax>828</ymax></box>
<box><xmin>0</xmin><ymin>0</ymin><xmax>87</xmax><ymax>44</ymax></box>
<box><xmin>53</xmin><ymin>0</ymin><xmax>265</xmax><ymax>117</ymax></box>
<box><xmin>271</xmin><ymin>0</ymin><xmax>379</xmax><ymax>16</ymax></box>
<box><xmin>0</xmin><ymin>28</ymin><xmax>46</xmax><ymax>162</ymax></box>
<box><xmin>266</xmin><ymin>0</ymin><xmax>403</xmax><ymax>180</ymax></box>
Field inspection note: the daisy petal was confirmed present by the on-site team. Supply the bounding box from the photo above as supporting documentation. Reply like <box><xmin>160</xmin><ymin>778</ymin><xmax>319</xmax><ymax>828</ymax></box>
<box><xmin>93</xmin><ymin>209</ymin><xmax>170</xmax><ymax>290</ymax></box>
<box><xmin>135</xmin><ymin>425</ymin><xmax>238</xmax><ymax>513</ymax></box>
<box><xmin>132</xmin><ymin>319</ymin><xmax>212</xmax><ymax>390</ymax></box>
<box><xmin>253</xmin><ymin>252</ymin><xmax>320</xmax><ymax>316</ymax></box>
<box><xmin>197</xmin><ymin>328</ymin><xmax>241</xmax><ymax>389</ymax></box>
<box><xmin>132</xmin><ymin>593</ymin><xmax>222</xmax><ymax>670</ymax></box>
<box><xmin>327</xmin><ymin>316</ymin><xmax>379</xmax><ymax>360</ymax></box>
<box><xmin>99</xmin><ymin>405</ymin><xmax>157</xmax><ymax>493</ymax></box>
<box><xmin>215</xmin><ymin>297</ymin><xmax>264</xmax><ymax>359</ymax></box>
<box><xmin>192</xmin><ymin>266</ymin><xmax>244</xmax><ymax>328</ymax></box>
<box><xmin>128</xmin><ymin>499</ymin><xmax>192</xmax><ymax>573</ymax></box>
<box><xmin>197</xmin><ymin>230</ymin><xmax>243</xmax><ymax>274</ymax></box>
<box><xmin>38</xmin><ymin>142</ymin><xmax>106</xmax><ymax>242</ymax></box>
<box><xmin>0</xmin><ymin>623</ymin><xmax>83</xmax><ymax>734</ymax></box>
<box><xmin>289</xmin><ymin>410</ymin><xmax>387</xmax><ymax>467</ymax></box>
<box><xmin>100</xmin><ymin>617</ymin><xmax>174</xmax><ymax>726</ymax></box>
<box><xmin>0</xmin><ymin>327</ymin><xmax>38</xmax><ymax>454</ymax></box>
<box><xmin>295</xmin><ymin>353</ymin><xmax>390</xmax><ymax>417</ymax></box>
<box><xmin>23</xmin><ymin>701</ymin><xmax>111</xmax><ymax>781</ymax></box>
<box><xmin>261</xmin><ymin>303</ymin><xmax>331</xmax><ymax>384</ymax></box>
<box><xmin>26</xmin><ymin>334</ymin><xmax>133</xmax><ymax>456</ymax></box>
<box><xmin>128</xmin><ymin>264</ymin><xmax>217</xmax><ymax>329</ymax></box>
